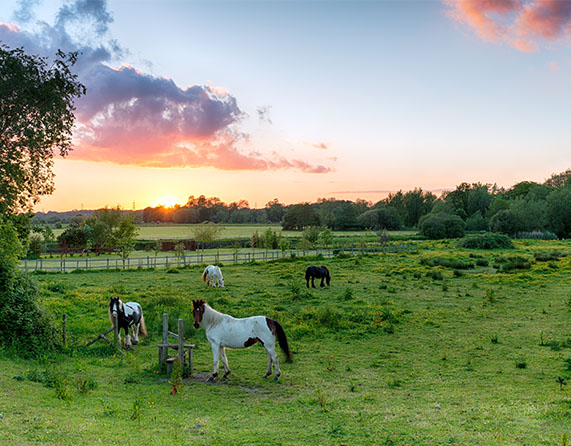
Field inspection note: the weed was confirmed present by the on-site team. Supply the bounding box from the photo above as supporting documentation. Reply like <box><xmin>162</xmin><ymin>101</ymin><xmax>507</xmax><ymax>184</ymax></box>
<box><xmin>314</xmin><ymin>387</ymin><xmax>328</xmax><ymax>412</ymax></box>
<box><xmin>168</xmin><ymin>358</ymin><xmax>183</xmax><ymax>395</ymax></box>
<box><xmin>326</xmin><ymin>355</ymin><xmax>337</xmax><ymax>371</ymax></box>
<box><xmin>342</xmin><ymin>286</ymin><xmax>353</xmax><ymax>300</ymax></box>
<box><xmin>515</xmin><ymin>357</ymin><xmax>527</xmax><ymax>369</ymax></box>
<box><xmin>99</xmin><ymin>398</ymin><xmax>118</xmax><ymax>417</ymax></box>
<box><xmin>75</xmin><ymin>373</ymin><xmax>98</xmax><ymax>394</ymax></box>
<box><xmin>386</xmin><ymin>376</ymin><xmax>401</xmax><ymax>388</ymax></box>
<box><xmin>555</xmin><ymin>376</ymin><xmax>567</xmax><ymax>391</ymax></box>
<box><xmin>491</xmin><ymin>334</ymin><xmax>499</xmax><ymax>344</ymax></box>
<box><xmin>54</xmin><ymin>376</ymin><xmax>73</xmax><ymax>400</ymax></box>
<box><xmin>131</xmin><ymin>398</ymin><xmax>143</xmax><ymax>421</ymax></box>
<box><xmin>484</xmin><ymin>289</ymin><xmax>496</xmax><ymax>304</ymax></box>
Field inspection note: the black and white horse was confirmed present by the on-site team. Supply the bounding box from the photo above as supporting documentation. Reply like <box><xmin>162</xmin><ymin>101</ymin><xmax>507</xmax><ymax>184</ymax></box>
<box><xmin>108</xmin><ymin>297</ymin><xmax>147</xmax><ymax>349</ymax></box>
<box><xmin>192</xmin><ymin>300</ymin><xmax>291</xmax><ymax>381</ymax></box>
<box><xmin>305</xmin><ymin>265</ymin><xmax>331</xmax><ymax>288</ymax></box>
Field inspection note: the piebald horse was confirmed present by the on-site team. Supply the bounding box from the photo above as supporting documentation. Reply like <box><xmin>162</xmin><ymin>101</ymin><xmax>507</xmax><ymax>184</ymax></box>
<box><xmin>108</xmin><ymin>297</ymin><xmax>147</xmax><ymax>349</ymax></box>
<box><xmin>192</xmin><ymin>300</ymin><xmax>291</xmax><ymax>381</ymax></box>
<box><xmin>202</xmin><ymin>265</ymin><xmax>224</xmax><ymax>287</ymax></box>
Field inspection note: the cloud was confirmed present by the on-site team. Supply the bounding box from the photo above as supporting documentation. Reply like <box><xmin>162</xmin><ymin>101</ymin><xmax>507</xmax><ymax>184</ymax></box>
<box><xmin>1</xmin><ymin>0</ymin><xmax>332</xmax><ymax>174</ymax></box>
<box><xmin>256</xmin><ymin>105</ymin><xmax>272</xmax><ymax>124</ymax></box>
<box><xmin>444</xmin><ymin>0</ymin><xmax>571</xmax><ymax>51</ymax></box>
<box><xmin>312</xmin><ymin>142</ymin><xmax>328</xmax><ymax>150</ymax></box>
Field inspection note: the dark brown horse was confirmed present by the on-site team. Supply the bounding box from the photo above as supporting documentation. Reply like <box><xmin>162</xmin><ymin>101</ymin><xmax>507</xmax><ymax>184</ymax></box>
<box><xmin>305</xmin><ymin>265</ymin><xmax>331</xmax><ymax>288</ymax></box>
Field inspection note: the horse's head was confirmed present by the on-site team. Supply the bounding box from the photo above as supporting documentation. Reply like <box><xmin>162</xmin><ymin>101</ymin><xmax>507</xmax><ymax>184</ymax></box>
<box><xmin>109</xmin><ymin>297</ymin><xmax>122</xmax><ymax>319</ymax></box>
<box><xmin>192</xmin><ymin>299</ymin><xmax>206</xmax><ymax>328</ymax></box>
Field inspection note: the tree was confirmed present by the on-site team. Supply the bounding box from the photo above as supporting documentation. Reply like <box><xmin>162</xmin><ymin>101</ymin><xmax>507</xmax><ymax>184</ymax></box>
<box><xmin>546</xmin><ymin>186</ymin><xmax>571</xmax><ymax>238</ymax></box>
<box><xmin>192</xmin><ymin>222</ymin><xmax>224</xmax><ymax>248</ymax></box>
<box><xmin>282</xmin><ymin>204</ymin><xmax>320</xmax><ymax>230</ymax></box>
<box><xmin>0</xmin><ymin>45</ymin><xmax>85</xmax><ymax>215</ymax></box>
<box><xmin>419</xmin><ymin>213</ymin><xmax>465</xmax><ymax>239</ymax></box>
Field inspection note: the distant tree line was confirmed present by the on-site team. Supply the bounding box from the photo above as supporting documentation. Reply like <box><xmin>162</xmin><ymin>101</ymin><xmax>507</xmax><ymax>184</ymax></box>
<box><xmin>31</xmin><ymin>169</ymin><xmax>571</xmax><ymax>243</ymax></box>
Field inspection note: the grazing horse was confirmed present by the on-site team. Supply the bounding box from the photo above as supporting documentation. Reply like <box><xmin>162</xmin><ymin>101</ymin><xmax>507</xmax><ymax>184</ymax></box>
<box><xmin>192</xmin><ymin>299</ymin><xmax>291</xmax><ymax>381</ymax></box>
<box><xmin>202</xmin><ymin>265</ymin><xmax>224</xmax><ymax>287</ymax></box>
<box><xmin>108</xmin><ymin>297</ymin><xmax>147</xmax><ymax>349</ymax></box>
<box><xmin>305</xmin><ymin>265</ymin><xmax>331</xmax><ymax>288</ymax></box>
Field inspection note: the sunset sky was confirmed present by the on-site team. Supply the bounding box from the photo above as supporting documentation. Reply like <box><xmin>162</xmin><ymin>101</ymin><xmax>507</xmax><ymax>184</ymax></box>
<box><xmin>1</xmin><ymin>0</ymin><xmax>570</xmax><ymax>211</ymax></box>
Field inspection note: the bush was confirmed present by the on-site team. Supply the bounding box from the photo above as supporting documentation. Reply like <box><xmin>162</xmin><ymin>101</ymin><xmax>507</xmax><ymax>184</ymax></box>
<box><xmin>493</xmin><ymin>255</ymin><xmax>533</xmax><ymax>272</ymax></box>
<box><xmin>459</xmin><ymin>233</ymin><xmax>514</xmax><ymax>249</ymax></box>
<box><xmin>419</xmin><ymin>213</ymin><xmax>465</xmax><ymax>239</ymax></box>
<box><xmin>0</xmin><ymin>265</ymin><xmax>59</xmax><ymax>357</ymax></box>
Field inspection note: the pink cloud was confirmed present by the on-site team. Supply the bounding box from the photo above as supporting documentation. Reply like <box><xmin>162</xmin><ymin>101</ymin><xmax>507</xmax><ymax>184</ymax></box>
<box><xmin>1</xmin><ymin>2</ymin><xmax>332</xmax><ymax>174</ymax></box>
<box><xmin>445</xmin><ymin>0</ymin><xmax>571</xmax><ymax>51</ymax></box>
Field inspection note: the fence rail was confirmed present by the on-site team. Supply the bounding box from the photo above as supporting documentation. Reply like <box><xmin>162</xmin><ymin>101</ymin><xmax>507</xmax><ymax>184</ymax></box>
<box><xmin>17</xmin><ymin>243</ymin><xmax>416</xmax><ymax>273</ymax></box>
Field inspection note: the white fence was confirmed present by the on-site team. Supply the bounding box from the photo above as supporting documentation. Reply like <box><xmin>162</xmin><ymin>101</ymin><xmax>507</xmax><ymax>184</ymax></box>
<box><xmin>18</xmin><ymin>243</ymin><xmax>416</xmax><ymax>273</ymax></box>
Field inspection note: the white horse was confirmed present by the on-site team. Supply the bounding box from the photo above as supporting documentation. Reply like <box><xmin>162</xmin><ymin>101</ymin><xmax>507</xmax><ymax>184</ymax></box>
<box><xmin>192</xmin><ymin>300</ymin><xmax>291</xmax><ymax>381</ymax></box>
<box><xmin>108</xmin><ymin>297</ymin><xmax>147</xmax><ymax>349</ymax></box>
<box><xmin>202</xmin><ymin>265</ymin><xmax>224</xmax><ymax>287</ymax></box>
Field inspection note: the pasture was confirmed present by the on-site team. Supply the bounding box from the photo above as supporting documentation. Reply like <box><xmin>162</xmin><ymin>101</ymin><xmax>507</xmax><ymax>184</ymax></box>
<box><xmin>50</xmin><ymin>223</ymin><xmax>416</xmax><ymax>240</ymax></box>
<box><xmin>1</xmin><ymin>239</ymin><xmax>570</xmax><ymax>445</ymax></box>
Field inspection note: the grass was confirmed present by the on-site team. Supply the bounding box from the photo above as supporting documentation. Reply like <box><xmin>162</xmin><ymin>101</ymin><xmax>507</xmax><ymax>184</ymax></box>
<box><xmin>51</xmin><ymin>223</ymin><xmax>418</xmax><ymax>241</ymax></box>
<box><xmin>1</xmin><ymin>239</ymin><xmax>570</xmax><ymax>445</ymax></box>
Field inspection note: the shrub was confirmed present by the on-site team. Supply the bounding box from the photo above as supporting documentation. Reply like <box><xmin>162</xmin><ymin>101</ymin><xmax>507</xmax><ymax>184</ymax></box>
<box><xmin>493</xmin><ymin>255</ymin><xmax>533</xmax><ymax>272</ymax></box>
<box><xmin>459</xmin><ymin>233</ymin><xmax>514</xmax><ymax>249</ymax></box>
<box><xmin>0</xmin><ymin>265</ymin><xmax>59</xmax><ymax>357</ymax></box>
<box><xmin>534</xmin><ymin>251</ymin><xmax>566</xmax><ymax>262</ymax></box>
<box><xmin>420</xmin><ymin>257</ymin><xmax>474</xmax><ymax>270</ymax></box>
<box><xmin>419</xmin><ymin>213</ymin><xmax>465</xmax><ymax>239</ymax></box>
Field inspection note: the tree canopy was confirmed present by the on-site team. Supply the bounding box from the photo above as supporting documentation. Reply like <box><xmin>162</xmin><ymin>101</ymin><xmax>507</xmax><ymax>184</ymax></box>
<box><xmin>0</xmin><ymin>45</ymin><xmax>85</xmax><ymax>215</ymax></box>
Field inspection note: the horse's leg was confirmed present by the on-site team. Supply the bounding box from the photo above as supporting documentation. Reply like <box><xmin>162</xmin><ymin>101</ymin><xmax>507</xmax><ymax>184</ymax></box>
<box><xmin>320</xmin><ymin>277</ymin><xmax>325</xmax><ymax>287</ymax></box>
<box><xmin>263</xmin><ymin>350</ymin><xmax>273</xmax><ymax>378</ymax></box>
<box><xmin>311</xmin><ymin>277</ymin><xmax>316</xmax><ymax>288</ymax></box>
<box><xmin>208</xmin><ymin>343</ymin><xmax>220</xmax><ymax>381</ymax></box>
<box><xmin>266</xmin><ymin>344</ymin><xmax>281</xmax><ymax>381</ymax></box>
<box><xmin>220</xmin><ymin>347</ymin><xmax>231</xmax><ymax>378</ymax></box>
<box><xmin>132</xmin><ymin>323</ymin><xmax>140</xmax><ymax>345</ymax></box>
<box><xmin>124</xmin><ymin>327</ymin><xmax>131</xmax><ymax>349</ymax></box>
<box><xmin>306</xmin><ymin>277</ymin><xmax>310</xmax><ymax>288</ymax></box>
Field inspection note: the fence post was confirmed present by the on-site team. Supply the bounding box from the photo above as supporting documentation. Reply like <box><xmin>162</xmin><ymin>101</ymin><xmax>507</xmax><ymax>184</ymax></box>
<box><xmin>178</xmin><ymin>318</ymin><xmax>184</xmax><ymax>363</ymax></box>
<box><xmin>159</xmin><ymin>313</ymin><xmax>168</xmax><ymax>367</ymax></box>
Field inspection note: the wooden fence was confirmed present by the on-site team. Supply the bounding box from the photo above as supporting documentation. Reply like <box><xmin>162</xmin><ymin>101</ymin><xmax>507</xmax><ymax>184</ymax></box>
<box><xmin>17</xmin><ymin>243</ymin><xmax>416</xmax><ymax>273</ymax></box>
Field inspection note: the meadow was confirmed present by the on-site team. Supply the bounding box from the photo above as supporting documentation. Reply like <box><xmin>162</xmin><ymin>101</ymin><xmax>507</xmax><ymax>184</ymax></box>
<box><xmin>50</xmin><ymin>223</ymin><xmax>416</xmax><ymax>241</ymax></box>
<box><xmin>1</xmin><ymin>239</ymin><xmax>570</xmax><ymax>445</ymax></box>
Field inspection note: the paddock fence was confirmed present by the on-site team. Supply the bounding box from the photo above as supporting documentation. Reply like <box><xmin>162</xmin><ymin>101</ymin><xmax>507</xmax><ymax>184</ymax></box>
<box><xmin>17</xmin><ymin>243</ymin><xmax>417</xmax><ymax>273</ymax></box>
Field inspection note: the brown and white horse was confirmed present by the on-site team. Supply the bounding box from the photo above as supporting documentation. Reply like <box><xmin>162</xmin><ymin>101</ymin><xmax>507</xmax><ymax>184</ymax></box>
<box><xmin>192</xmin><ymin>300</ymin><xmax>291</xmax><ymax>381</ymax></box>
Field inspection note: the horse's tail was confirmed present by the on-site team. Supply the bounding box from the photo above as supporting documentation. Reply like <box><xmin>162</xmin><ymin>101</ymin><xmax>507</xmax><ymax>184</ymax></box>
<box><xmin>324</xmin><ymin>266</ymin><xmax>331</xmax><ymax>286</ymax></box>
<box><xmin>202</xmin><ymin>267</ymin><xmax>208</xmax><ymax>282</ymax></box>
<box><xmin>139</xmin><ymin>313</ymin><xmax>147</xmax><ymax>337</ymax></box>
<box><xmin>305</xmin><ymin>267</ymin><xmax>311</xmax><ymax>281</ymax></box>
<box><xmin>273</xmin><ymin>320</ymin><xmax>292</xmax><ymax>363</ymax></box>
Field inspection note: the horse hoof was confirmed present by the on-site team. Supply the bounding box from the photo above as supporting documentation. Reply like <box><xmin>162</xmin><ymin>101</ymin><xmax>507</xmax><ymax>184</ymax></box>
<box><xmin>272</xmin><ymin>376</ymin><xmax>280</xmax><ymax>382</ymax></box>
<box><xmin>223</xmin><ymin>371</ymin><xmax>231</xmax><ymax>379</ymax></box>
<box><xmin>263</xmin><ymin>374</ymin><xmax>269</xmax><ymax>379</ymax></box>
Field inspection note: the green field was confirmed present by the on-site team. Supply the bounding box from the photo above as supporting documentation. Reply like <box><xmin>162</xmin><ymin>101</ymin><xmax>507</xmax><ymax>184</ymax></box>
<box><xmin>51</xmin><ymin>223</ymin><xmax>416</xmax><ymax>240</ymax></box>
<box><xmin>1</xmin><ymin>239</ymin><xmax>570</xmax><ymax>445</ymax></box>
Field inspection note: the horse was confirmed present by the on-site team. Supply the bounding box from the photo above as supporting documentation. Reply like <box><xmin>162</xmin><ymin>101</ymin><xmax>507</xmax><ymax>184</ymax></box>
<box><xmin>108</xmin><ymin>297</ymin><xmax>147</xmax><ymax>349</ymax></box>
<box><xmin>202</xmin><ymin>265</ymin><xmax>224</xmax><ymax>287</ymax></box>
<box><xmin>192</xmin><ymin>299</ymin><xmax>291</xmax><ymax>381</ymax></box>
<box><xmin>305</xmin><ymin>265</ymin><xmax>331</xmax><ymax>288</ymax></box>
